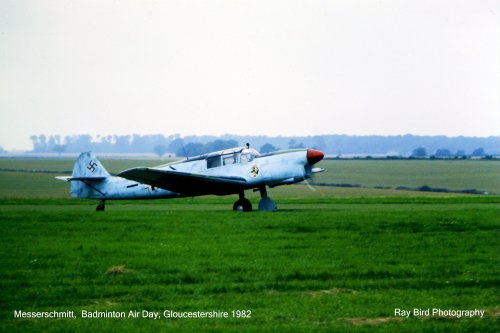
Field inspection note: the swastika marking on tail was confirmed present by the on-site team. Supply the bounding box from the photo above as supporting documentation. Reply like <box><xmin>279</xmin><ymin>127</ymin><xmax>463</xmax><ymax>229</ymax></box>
<box><xmin>87</xmin><ymin>160</ymin><xmax>98</xmax><ymax>173</ymax></box>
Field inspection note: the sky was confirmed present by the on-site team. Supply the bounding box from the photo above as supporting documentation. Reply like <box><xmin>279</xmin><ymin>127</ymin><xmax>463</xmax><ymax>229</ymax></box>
<box><xmin>0</xmin><ymin>0</ymin><xmax>499</xmax><ymax>150</ymax></box>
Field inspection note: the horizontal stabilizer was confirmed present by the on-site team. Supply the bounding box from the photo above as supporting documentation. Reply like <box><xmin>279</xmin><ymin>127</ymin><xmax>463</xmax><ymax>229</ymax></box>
<box><xmin>55</xmin><ymin>176</ymin><xmax>107</xmax><ymax>182</ymax></box>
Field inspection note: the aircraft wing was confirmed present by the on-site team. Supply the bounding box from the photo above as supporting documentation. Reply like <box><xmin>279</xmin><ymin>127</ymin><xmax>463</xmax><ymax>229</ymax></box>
<box><xmin>117</xmin><ymin>168</ymin><xmax>248</xmax><ymax>195</ymax></box>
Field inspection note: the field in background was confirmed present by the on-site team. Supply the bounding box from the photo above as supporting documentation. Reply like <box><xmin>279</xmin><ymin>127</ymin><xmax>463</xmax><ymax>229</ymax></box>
<box><xmin>0</xmin><ymin>158</ymin><xmax>499</xmax><ymax>332</ymax></box>
<box><xmin>0</xmin><ymin>158</ymin><xmax>499</xmax><ymax>199</ymax></box>
<box><xmin>315</xmin><ymin>160</ymin><xmax>500</xmax><ymax>194</ymax></box>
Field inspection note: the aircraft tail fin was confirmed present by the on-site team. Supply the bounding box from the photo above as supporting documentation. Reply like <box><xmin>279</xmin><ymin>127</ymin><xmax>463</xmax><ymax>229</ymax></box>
<box><xmin>72</xmin><ymin>152</ymin><xmax>110</xmax><ymax>179</ymax></box>
<box><xmin>57</xmin><ymin>152</ymin><xmax>110</xmax><ymax>198</ymax></box>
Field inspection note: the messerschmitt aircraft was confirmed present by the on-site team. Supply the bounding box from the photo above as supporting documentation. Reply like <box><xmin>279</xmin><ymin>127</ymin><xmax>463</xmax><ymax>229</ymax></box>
<box><xmin>56</xmin><ymin>144</ymin><xmax>324</xmax><ymax>211</ymax></box>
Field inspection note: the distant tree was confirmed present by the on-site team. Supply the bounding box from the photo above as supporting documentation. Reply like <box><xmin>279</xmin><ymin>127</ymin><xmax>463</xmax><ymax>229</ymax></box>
<box><xmin>168</xmin><ymin>138</ymin><xmax>184</xmax><ymax>155</ymax></box>
<box><xmin>434</xmin><ymin>149</ymin><xmax>452</xmax><ymax>158</ymax></box>
<box><xmin>205</xmin><ymin>139</ymin><xmax>238</xmax><ymax>152</ymax></box>
<box><xmin>288</xmin><ymin>139</ymin><xmax>305</xmax><ymax>149</ymax></box>
<box><xmin>471</xmin><ymin>147</ymin><xmax>485</xmax><ymax>157</ymax></box>
<box><xmin>177</xmin><ymin>143</ymin><xmax>205</xmax><ymax>157</ymax></box>
<box><xmin>174</xmin><ymin>139</ymin><xmax>240</xmax><ymax>157</ymax></box>
<box><xmin>30</xmin><ymin>135</ymin><xmax>39</xmax><ymax>152</ymax></box>
<box><xmin>72</xmin><ymin>135</ymin><xmax>93</xmax><ymax>152</ymax></box>
<box><xmin>53</xmin><ymin>144</ymin><xmax>66</xmax><ymax>156</ymax></box>
<box><xmin>455</xmin><ymin>150</ymin><xmax>466</xmax><ymax>157</ymax></box>
<box><xmin>114</xmin><ymin>135</ymin><xmax>132</xmax><ymax>153</ymax></box>
<box><xmin>153</xmin><ymin>144</ymin><xmax>168</xmax><ymax>158</ymax></box>
<box><xmin>312</xmin><ymin>136</ymin><xmax>327</xmax><ymax>151</ymax></box>
<box><xmin>48</xmin><ymin>135</ymin><xmax>57</xmax><ymax>150</ymax></box>
<box><xmin>260</xmin><ymin>143</ymin><xmax>278</xmax><ymax>154</ymax></box>
<box><xmin>30</xmin><ymin>134</ymin><xmax>48</xmax><ymax>152</ymax></box>
<box><xmin>411</xmin><ymin>147</ymin><xmax>428</xmax><ymax>158</ymax></box>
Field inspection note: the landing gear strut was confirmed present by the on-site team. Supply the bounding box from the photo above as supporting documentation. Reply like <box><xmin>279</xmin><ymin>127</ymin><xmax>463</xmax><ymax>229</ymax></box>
<box><xmin>258</xmin><ymin>186</ymin><xmax>277</xmax><ymax>211</ymax></box>
<box><xmin>96</xmin><ymin>199</ymin><xmax>106</xmax><ymax>211</ymax></box>
<box><xmin>233</xmin><ymin>192</ymin><xmax>252</xmax><ymax>212</ymax></box>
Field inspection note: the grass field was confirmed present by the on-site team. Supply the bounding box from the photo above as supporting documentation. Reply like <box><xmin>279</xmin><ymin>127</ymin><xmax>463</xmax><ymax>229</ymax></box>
<box><xmin>0</xmin><ymin>159</ymin><xmax>499</xmax><ymax>332</ymax></box>
<box><xmin>314</xmin><ymin>159</ymin><xmax>500</xmax><ymax>194</ymax></box>
<box><xmin>1</xmin><ymin>158</ymin><xmax>498</xmax><ymax>195</ymax></box>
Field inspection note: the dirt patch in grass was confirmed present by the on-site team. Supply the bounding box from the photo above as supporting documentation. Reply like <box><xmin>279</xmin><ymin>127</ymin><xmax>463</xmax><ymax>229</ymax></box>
<box><xmin>308</xmin><ymin>288</ymin><xmax>357</xmax><ymax>297</ymax></box>
<box><xmin>345</xmin><ymin>317</ymin><xmax>403</xmax><ymax>325</ymax></box>
<box><xmin>106</xmin><ymin>265</ymin><xmax>133</xmax><ymax>275</ymax></box>
<box><xmin>485</xmin><ymin>308</ymin><xmax>500</xmax><ymax>317</ymax></box>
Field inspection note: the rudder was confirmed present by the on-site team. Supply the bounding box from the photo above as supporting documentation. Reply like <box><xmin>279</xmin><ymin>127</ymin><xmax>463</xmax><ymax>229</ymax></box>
<box><xmin>72</xmin><ymin>152</ymin><xmax>110</xmax><ymax>178</ymax></box>
<box><xmin>68</xmin><ymin>152</ymin><xmax>109</xmax><ymax>199</ymax></box>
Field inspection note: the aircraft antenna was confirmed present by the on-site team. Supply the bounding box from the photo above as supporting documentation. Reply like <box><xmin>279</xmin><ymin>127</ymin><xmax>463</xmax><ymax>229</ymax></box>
<box><xmin>182</xmin><ymin>145</ymin><xmax>189</xmax><ymax>160</ymax></box>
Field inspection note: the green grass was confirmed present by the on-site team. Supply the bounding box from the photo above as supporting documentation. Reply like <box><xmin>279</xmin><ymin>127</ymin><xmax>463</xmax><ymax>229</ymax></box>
<box><xmin>0</xmin><ymin>170</ymin><xmax>474</xmax><ymax>200</ymax></box>
<box><xmin>0</xmin><ymin>158</ymin><xmax>174</xmax><ymax>199</ymax></box>
<box><xmin>0</xmin><ymin>197</ymin><xmax>499</xmax><ymax>332</ymax></box>
<box><xmin>0</xmin><ymin>158</ymin><xmax>499</xmax><ymax>199</ymax></box>
<box><xmin>315</xmin><ymin>160</ymin><xmax>500</xmax><ymax>193</ymax></box>
<box><xmin>0</xmin><ymin>159</ymin><xmax>499</xmax><ymax>331</ymax></box>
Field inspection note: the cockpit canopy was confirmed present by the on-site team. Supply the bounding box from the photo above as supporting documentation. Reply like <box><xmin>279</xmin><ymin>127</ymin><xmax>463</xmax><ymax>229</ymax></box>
<box><xmin>205</xmin><ymin>147</ymin><xmax>260</xmax><ymax>169</ymax></box>
<box><xmin>239</xmin><ymin>148</ymin><xmax>260</xmax><ymax>163</ymax></box>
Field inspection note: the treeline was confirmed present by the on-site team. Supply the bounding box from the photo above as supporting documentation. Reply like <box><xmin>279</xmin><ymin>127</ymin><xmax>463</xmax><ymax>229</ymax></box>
<box><xmin>28</xmin><ymin>134</ymin><xmax>242</xmax><ymax>157</ymax></box>
<box><xmin>27</xmin><ymin>134</ymin><xmax>500</xmax><ymax>157</ymax></box>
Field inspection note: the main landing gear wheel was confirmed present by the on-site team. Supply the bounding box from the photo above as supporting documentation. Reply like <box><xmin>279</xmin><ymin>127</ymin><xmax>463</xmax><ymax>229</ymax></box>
<box><xmin>258</xmin><ymin>186</ymin><xmax>277</xmax><ymax>211</ymax></box>
<box><xmin>233</xmin><ymin>192</ymin><xmax>252</xmax><ymax>212</ymax></box>
<box><xmin>96</xmin><ymin>200</ymin><xmax>106</xmax><ymax>211</ymax></box>
<box><xmin>258</xmin><ymin>197</ymin><xmax>277</xmax><ymax>211</ymax></box>
<box><xmin>233</xmin><ymin>198</ymin><xmax>253</xmax><ymax>212</ymax></box>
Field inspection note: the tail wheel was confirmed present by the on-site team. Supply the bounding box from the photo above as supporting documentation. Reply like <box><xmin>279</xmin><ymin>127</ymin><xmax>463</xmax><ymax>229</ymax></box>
<box><xmin>96</xmin><ymin>200</ymin><xmax>105</xmax><ymax>211</ymax></box>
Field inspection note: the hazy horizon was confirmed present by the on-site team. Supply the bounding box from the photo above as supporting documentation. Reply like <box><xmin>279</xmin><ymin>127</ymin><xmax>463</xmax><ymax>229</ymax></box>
<box><xmin>1</xmin><ymin>0</ymin><xmax>499</xmax><ymax>150</ymax></box>
<box><xmin>23</xmin><ymin>133</ymin><xmax>500</xmax><ymax>157</ymax></box>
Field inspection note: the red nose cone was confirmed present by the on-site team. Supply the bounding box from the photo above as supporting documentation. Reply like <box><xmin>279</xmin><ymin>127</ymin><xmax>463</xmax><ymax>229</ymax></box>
<box><xmin>307</xmin><ymin>149</ymin><xmax>324</xmax><ymax>165</ymax></box>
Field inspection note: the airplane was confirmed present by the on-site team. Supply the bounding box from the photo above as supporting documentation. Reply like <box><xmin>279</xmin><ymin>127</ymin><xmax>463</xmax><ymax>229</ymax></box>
<box><xmin>56</xmin><ymin>144</ymin><xmax>324</xmax><ymax>211</ymax></box>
